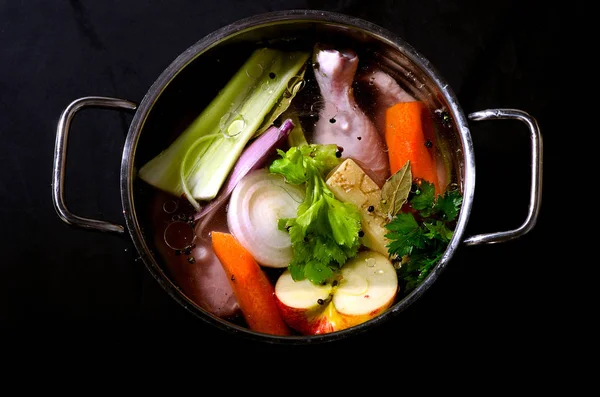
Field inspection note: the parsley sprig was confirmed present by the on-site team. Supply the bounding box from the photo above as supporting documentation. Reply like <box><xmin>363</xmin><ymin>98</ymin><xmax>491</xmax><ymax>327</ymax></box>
<box><xmin>385</xmin><ymin>180</ymin><xmax>463</xmax><ymax>293</ymax></box>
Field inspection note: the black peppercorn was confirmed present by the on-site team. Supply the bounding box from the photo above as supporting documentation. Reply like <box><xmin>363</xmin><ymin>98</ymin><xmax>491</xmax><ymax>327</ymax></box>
<box><xmin>425</xmin><ymin>140</ymin><xmax>433</xmax><ymax>148</ymax></box>
<box><xmin>367</xmin><ymin>205</ymin><xmax>374</xmax><ymax>212</ymax></box>
<box><xmin>358</xmin><ymin>230</ymin><xmax>364</xmax><ymax>237</ymax></box>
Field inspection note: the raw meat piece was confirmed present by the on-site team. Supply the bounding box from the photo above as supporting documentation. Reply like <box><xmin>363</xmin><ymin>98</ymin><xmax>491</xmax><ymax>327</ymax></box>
<box><xmin>151</xmin><ymin>192</ymin><xmax>239</xmax><ymax>318</ymax></box>
<box><xmin>311</xmin><ymin>44</ymin><xmax>390</xmax><ymax>186</ymax></box>
<box><xmin>357</xmin><ymin>65</ymin><xmax>415</xmax><ymax>136</ymax></box>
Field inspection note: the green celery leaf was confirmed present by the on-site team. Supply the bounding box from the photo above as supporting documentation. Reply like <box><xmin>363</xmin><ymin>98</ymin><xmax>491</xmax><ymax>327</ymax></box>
<box><xmin>304</xmin><ymin>258</ymin><xmax>335</xmax><ymax>284</ymax></box>
<box><xmin>277</xmin><ymin>218</ymin><xmax>292</xmax><ymax>231</ymax></box>
<box><xmin>307</xmin><ymin>144</ymin><xmax>341</xmax><ymax>174</ymax></box>
<box><xmin>289</xmin><ymin>260</ymin><xmax>305</xmax><ymax>281</ymax></box>
<box><xmin>270</xmin><ymin>143</ymin><xmax>361</xmax><ymax>285</ymax></box>
<box><xmin>295</xmin><ymin>196</ymin><xmax>325</xmax><ymax>237</ymax></box>
<box><xmin>324</xmin><ymin>195</ymin><xmax>361</xmax><ymax>247</ymax></box>
<box><xmin>269</xmin><ymin>147</ymin><xmax>309</xmax><ymax>184</ymax></box>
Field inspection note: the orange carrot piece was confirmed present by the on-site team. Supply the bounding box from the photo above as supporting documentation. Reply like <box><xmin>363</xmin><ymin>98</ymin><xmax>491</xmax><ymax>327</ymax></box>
<box><xmin>385</xmin><ymin>101</ymin><xmax>440</xmax><ymax>194</ymax></box>
<box><xmin>211</xmin><ymin>231</ymin><xmax>291</xmax><ymax>336</ymax></box>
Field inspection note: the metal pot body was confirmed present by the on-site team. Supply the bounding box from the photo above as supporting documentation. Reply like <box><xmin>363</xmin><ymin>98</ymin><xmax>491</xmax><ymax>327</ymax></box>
<box><xmin>52</xmin><ymin>10</ymin><xmax>542</xmax><ymax>344</ymax></box>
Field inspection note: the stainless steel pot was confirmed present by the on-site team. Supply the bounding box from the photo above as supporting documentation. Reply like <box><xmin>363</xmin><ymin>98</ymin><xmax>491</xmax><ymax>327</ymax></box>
<box><xmin>51</xmin><ymin>10</ymin><xmax>542</xmax><ymax>344</ymax></box>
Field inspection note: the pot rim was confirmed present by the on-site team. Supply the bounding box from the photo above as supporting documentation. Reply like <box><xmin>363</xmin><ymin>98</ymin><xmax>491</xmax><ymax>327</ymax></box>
<box><xmin>119</xmin><ymin>9</ymin><xmax>476</xmax><ymax>344</ymax></box>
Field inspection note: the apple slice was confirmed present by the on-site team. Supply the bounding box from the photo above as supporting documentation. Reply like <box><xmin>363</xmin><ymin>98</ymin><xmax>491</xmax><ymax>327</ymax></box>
<box><xmin>275</xmin><ymin>250</ymin><xmax>398</xmax><ymax>335</ymax></box>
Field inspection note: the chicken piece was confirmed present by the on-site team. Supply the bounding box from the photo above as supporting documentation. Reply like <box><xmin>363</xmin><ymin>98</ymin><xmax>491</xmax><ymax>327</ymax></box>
<box><xmin>151</xmin><ymin>192</ymin><xmax>239</xmax><ymax>318</ymax></box>
<box><xmin>357</xmin><ymin>65</ymin><xmax>415</xmax><ymax>136</ymax></box>
<box><xmin>311</xmin><ymin>44</ymin><xmax>390</xmax><ymax>187</ymax></box>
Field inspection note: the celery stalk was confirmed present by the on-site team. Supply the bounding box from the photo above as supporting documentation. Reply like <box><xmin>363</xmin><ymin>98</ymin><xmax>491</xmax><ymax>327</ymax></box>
<box><xmin>138</xmin><ymin>48</ymin><xmax>310</xmax><ymax>201</ymax></box>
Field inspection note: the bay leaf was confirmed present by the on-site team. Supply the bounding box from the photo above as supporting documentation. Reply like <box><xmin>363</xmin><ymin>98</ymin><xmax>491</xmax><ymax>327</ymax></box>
<box><xmin>381</xmin><ymin>161</ymin><xmax>412</xmax><ymax>218</ymax></box>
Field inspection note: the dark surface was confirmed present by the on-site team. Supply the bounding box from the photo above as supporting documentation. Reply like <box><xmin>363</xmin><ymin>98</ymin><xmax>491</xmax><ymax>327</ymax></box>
<box><xmin>1</xmin><ymin>0</ymin><xmax>568</xmax><ymax>358</ymax></box>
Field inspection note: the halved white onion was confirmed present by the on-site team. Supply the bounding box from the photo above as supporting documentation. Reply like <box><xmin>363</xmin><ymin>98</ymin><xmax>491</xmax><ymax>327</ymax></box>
<box><xmin>226</xmin><ymin>168</ymin><xmax>304</xmax><ymax>268</ymax></box>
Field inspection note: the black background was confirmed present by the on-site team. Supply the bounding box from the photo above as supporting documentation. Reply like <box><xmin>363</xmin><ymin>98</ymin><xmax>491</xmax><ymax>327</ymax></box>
<box><xmin>1</xmin><ymin>0</ymin><xmax>570</xmax><ymax>360</ymax></box>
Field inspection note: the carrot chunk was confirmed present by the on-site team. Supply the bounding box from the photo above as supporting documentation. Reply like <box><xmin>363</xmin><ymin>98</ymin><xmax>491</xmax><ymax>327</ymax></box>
<box><xmin>211</xmin><ymin>231</ymin><xmax>291</xmax><ymax>336</ymax></box>
<box><xmin>385</xmin><ymin>101</ymin><xmax>440</xmax><ymax>194</ymax></box>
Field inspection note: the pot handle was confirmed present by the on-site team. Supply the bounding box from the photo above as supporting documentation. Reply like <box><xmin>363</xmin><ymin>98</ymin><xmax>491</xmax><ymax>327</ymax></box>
<box><xmin>463</xmin><ymin>108</ymin><xmax>542</xmax><ymax>246</ymax></box>
<box><xmin>52</xmin><ymin>96</ymin><xmax>137</xmax><ymax>234</ymax></box>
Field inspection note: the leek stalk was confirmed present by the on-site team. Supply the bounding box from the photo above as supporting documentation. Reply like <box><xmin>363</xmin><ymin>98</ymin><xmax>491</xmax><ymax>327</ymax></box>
<box><xmin>138</xmin><ymin>48</ymin><xmax>310</xmax><ymax>201</ymax></box>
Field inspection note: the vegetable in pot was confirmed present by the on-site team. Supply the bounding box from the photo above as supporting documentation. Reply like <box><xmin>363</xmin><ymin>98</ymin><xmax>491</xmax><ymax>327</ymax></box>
<box><xmin>138</xmin><ymin>48</ymin><xmax>309</xmax><ymax>202</ymax></box>
<box><xmin>325</xmin><ymin>158</ymin><xmax>391</xmax><ymax>256</ymax></box>
<box><xmin>142</xmin><ymin>41</ymin><xmax>464</xmax><ymax>336</ymax></box>
<box><xmin>269</xmin><ymin>143</ymin><xmax>362</xmax><ymax>285</ymax></box>
<box><xmin>193</xmin><ymin>119</ymin><xmax>295</xmax><ymax>223</ymax></box>
<box><xmin>211</xmin><ymin>231</ymin><xmax>291</xmax><ymax>336</ymax></box>
<box><xmin>226</xmin><ymin>167</ymin><xmax>305</xmax><ymax>268</ymax></box>
<box><xmin>274</xmin><ymin>250</ymin><xmax>398</xmax><ymax>335</ymax></box>
<box><xmin>385</xmin><ymin>101</ymin><xmax>441</xmax><ymax>194</ymax></box>
<box><xmin>385</xmin><ymin>180</ymin><xmax>462</xmax><ymax>293</ymax></box>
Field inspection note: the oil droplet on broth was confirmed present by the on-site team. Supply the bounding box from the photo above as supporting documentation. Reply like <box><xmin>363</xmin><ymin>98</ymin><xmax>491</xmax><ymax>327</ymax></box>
<box><xmin>365</xmin><ymin>257</ymin><xmax>376</xmax><ymax>267</ymax></box>
<box><xmin>219</xmin><ymin>112</ymin><xmax>246</xmax><ymax>137</ymax></box>
<box><xmin>227</xmin><ymin>118</ymin><xmax>246</xmax><ymax>137</ymax></box>
<box><xmin>309</xmin><ymin>99</ymin><xmax>339</xmax><ymax>121</ymax></box>
<box><xmin>309</xmin><ymin>99</ymin><xmax>325</xmax><ymax>117</ymax></box>
<box><xmin>164</xmin><ymin>220</ymin><xmax>196</xmax><ymax>251</ymax></box>
<box><xmin>261</xmin><ymin>80</ymin><xmax>274</xmax><ymax>95</ymax></box>
<box><xmin>245</xmin><ymin>63</ymin><xmax>264</xmax><ymax>79</ymax></box>
<box><xmin>162</xmin><ymin>200</ymin><xmax>178</xmax><ymax>214</ymax></box>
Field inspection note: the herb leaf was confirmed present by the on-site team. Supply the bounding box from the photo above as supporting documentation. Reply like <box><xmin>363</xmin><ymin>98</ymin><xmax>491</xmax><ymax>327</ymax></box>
<box><xmin>434</xmin><ymin>190</ymin><xmax>463</xmax><ymax>222</ymax></box>
<box><xmin>410</xmin><ymin>180</ymin><xmax>436</xmax><ymax>214</ymax></box>
<box><xmin>385</xmin><ymin>183</ymin><xmax>463</xmax><ymax>294</ymax></box>
<box><xmin>399</xmin><ymin>252</ymin><xmax>441</xmax><ymax>292</ymax></box>
<box><xmin>270</xmin><ymin>144</ymin><xmax>362</xmax><ymax>285</ymax></box>
<box><xmin>384</xmin><ymin>212</ymin><xmax>426</xmax><ymax>257</ymax></box>
<box><xmin>381</xmin><ymin>160</ymin><xmax>412</xmax><ymax>218</ymax></box>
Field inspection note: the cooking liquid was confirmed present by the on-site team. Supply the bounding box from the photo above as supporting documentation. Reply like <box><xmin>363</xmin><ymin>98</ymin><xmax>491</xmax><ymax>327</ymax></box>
<box><xmin>144</xmin><ymin>40</ymin><xmax>460</xmax><ymax>332</ymax></box>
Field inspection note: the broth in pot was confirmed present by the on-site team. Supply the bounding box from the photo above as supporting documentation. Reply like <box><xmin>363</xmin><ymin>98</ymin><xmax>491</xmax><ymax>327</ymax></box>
<box><xmin>135</xmin><ymin>31</ymin><xmax>463</xmax><ymax>337</ymax></box>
